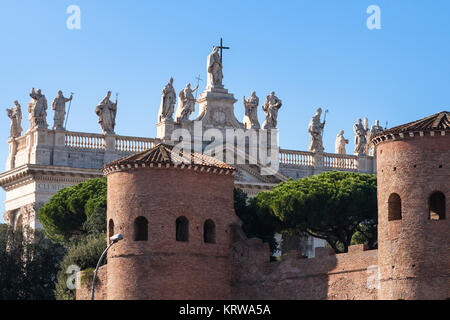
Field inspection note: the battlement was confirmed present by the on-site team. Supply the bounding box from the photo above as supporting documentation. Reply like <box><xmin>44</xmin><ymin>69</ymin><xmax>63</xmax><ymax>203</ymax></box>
<box><xmin>230</xmin><ymin>225</ymin><xmax>378</xmax><ymax>300</ymax></box>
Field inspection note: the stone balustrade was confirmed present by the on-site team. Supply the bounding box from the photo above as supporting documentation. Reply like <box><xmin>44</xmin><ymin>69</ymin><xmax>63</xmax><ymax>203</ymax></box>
<box><xmin>6</xmin><ymin>128</ymin><xmax>160</xmax><ymax>171</ymax></box>
<box><xmin>6</xmin><ymin>128</ymin><xmax>375</xmax><ymax>175</ymax></box>
<box><xmin>279</xmin><ymin>149</ymin><xmax>375</xmax><ymax>177</ymax></box>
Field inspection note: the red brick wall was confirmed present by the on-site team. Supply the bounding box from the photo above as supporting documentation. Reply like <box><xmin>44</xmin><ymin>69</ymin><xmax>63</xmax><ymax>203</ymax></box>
<box><xmin>76</xmin><ymin>266</ymin><xmax>107</xmax><ymax>300</ymax></box>
<box><xmin>105</xmin><ymin>167</ymin><xmax>240</xmax><ymax>300</ymax></box>
<box><xmin>230</xmin><ymin>226</ymin><xmax>379</xmax><ymax>300</ymax></box>
<box><xmin>376</xmin><ymin>133</ymin><xmax>450</xmax><ymax>300</ymax></box>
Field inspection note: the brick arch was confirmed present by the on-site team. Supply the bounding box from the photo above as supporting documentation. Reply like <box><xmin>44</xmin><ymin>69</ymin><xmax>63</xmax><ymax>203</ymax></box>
<box><xmin>388</xmin><ymin>193</ymin><xmax>402</xmax><ymax>221</ymax></box>
<box><xmin>428</xmin><ymin>191</ymin><xmax>446</xmax><ymax>220</ymax></box>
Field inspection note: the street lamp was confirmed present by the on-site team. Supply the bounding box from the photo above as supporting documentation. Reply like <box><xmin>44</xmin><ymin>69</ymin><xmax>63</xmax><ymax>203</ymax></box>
<box><xmin>91</xmin><ymin>233</ymin><xmax>123</xmax><ymax>300</ymax></box>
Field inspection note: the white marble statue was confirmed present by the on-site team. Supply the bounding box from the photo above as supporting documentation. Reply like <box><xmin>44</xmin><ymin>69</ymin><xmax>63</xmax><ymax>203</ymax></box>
<box><xmin>335</xmin><ymin>130</ymin><xmax>349</xmax><ymax>155</ymax></box>
<box><xmin>52</xmin><ymin>91</ymin><xmax>73</xmax><ymax>130</ymax></box>
<box><xmin>95</xmin><ymin>91</ymin><xmax>117</xmax><ymax>135</ymax></box>
<box><xmin>308</xmin><ymin>108</ymin><xmax>326</xmax><ymax>153</ymax></box>
<box><xmin>364</xmin><ymin>117</ymin><xmax>371</xmax><ymax>155</ymax></box>
<box><xmin>175</xmin><ymin>83</ymin><xmax>199</xmax><ymax>122</ymax></box>
<box><xmin>28</xmin><ymin>88</ymin><xmax>48</xmax><ymax>129</ymax></box>
<box><xmin>158</xmin><ymin>77</ymin><xmax>177</xmax><ymax>123</ymax></box>
<box><xmin>207</xmin><ymin>46</ymin><xmax>223</xmax><ymax>88</ymax></box>
<box><xmin>243</xmin><ymin>91</ymin><xmax>260</xmax><ymax>129</ymax></box>
<box><xmin>353</xmin><ymin>118</ymin><xmax>368</xmax><ymax>155</ymax></box>
<box><xmin>6</xmin><ymin>100</ymin><xmax>23</xmax><ymax>138</ymax></box>
<box><xmin>368</xmin><ymin>120</ymin><xmax>384</xmax><ymax>156</ymax></box>
<box><xmin>262</xmin><ymin>92</ymin><xmax>282</xmax><ymax>129</ymax></box>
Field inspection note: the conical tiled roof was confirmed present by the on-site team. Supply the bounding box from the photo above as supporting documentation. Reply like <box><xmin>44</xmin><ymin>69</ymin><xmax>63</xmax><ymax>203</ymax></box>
<box><xmin>373</xmin><ymin>111</ymin><xmax>450</xmax><ymax>139</ymax></box>
<box><xmin>103</xmin><ymin>143</ymin><xmax>235</xmax><ymax>174</ymax></box>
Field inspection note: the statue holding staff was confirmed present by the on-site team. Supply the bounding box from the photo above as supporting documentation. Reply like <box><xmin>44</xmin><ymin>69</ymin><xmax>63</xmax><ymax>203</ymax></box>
<box><xmin>52</xmin><ymin>90</ymin><xmax>73</xmax><ymax>130</ymax></box>
<box><xmin>308</xmin><ymin>107</ymin><xmax>326</xmax><ymax>153</ymax></box>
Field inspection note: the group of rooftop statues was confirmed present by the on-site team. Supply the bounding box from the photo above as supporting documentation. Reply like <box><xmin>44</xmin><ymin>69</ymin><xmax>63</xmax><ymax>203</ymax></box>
<box><xmin>5</xmin><ymin>88</ymin><xmax>117</xmax><ymax>137</ymax></box>
<box><xmin>5</xmin><ymin>45</ymin><xmax>384</xmax><ymax>156</ymax></box>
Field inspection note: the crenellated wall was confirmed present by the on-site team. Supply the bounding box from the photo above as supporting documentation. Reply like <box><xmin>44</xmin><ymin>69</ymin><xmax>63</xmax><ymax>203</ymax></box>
<box><xmin>230</xmin><ymin>226</ymin><xmax>378</xmax><ymax>300</ymax></box>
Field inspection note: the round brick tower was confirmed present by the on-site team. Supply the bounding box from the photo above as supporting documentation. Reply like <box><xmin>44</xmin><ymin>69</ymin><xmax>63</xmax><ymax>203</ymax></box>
<box><xmin>102</xmin><ymin>143</ymin><xmax>239</xmax><ymax>300</ymax></box>
<box><xmin>372</xmin><ymin>111</ymin><xmax>449</xmax><ymax>300</ymax></box>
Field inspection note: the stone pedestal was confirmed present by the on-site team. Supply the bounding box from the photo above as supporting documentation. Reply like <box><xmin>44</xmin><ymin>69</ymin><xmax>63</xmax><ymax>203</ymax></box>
<box><xmin>196</xmin><ymin>87</ymin><xmax>241</xmax><ymax>129</ymax></box>
<box><xmin>156</xmin><ymin>119</ymin><xmax>175</xmax><ymax>141</ymax></box>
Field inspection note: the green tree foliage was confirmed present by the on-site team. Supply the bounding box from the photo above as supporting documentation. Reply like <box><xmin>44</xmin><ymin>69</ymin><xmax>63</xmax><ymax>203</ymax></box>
<box><xmin>234</xmin><ymin>188</ymin><xmax>281</xmax><ymax>254</ymax></box>
<box><xmin>0</xmin><ymin>225</ymin><xmax>65</xmax><ymax>300</ymax></box>
<box><xmin>254</xmin><ymin>171</ymin><xmax>377</xmax><ymax>253</ymax></box>
<box><xmin>38</xmin><ymin>178</ymin><xmax>107</xmax><ymax>244</ymax></box>
<box><xmin>54</xmin><ymin>233</ymin><xmax>106</xmax><ymax>300</ymax></box>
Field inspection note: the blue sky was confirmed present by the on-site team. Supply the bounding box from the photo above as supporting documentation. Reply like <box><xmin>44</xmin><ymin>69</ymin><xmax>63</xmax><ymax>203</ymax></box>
<box><xmin>1</xmin><ymin>0</ymin><xmax>449</xmax><ymax>221</ymax></box>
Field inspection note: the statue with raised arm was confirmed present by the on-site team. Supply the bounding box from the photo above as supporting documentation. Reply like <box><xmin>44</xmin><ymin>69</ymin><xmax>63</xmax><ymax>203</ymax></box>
<box><xmin>95</xmin><ymin>91</ymin><xmax>117</xmax><ymax>135</ymax></box>
<box><xmin>158</xmin><ymin>77</ymin><xmax>176</xmax><ymax>123</ymax></box>
<box><xmin>207</xmin><ymin>46</ymin><xmax>223</xmax><ymax>89</ymax></box>
<box><xmin>262</xmin><ymin>92</ymin><xmax>282</xmax><ymax>129</ymax></box>
<box><xmin>52</xmin><ymin>90</ymin><xmax>73</xmax><ymax>130</ymax></box>
<box><xmin>243</xmin><ymin>91</ymin><xmax>260</xmax><ymax>129</ymax></box>
<box><xmin>354</xmin><ymin>118</ymin><xmax>368</xmax><ymax>155</ymax></box>
<box><xmin>308</xmin><ymin>108</ymin><xmax>326</xmax><ymax>153</ymax></box>
<box><xmin>368</xmin><ymin>120</ymin><xmax>384</xmax><ymax>156</ymax></box>
<box><xmin>28</xmin><ymin>88</ymin><xmax>48</xmax><ymax>129</ymax></box>
<box><xmin>335</xmin><ymin>130</ymin><xmax>349</xmax><ymax>155</ymax></box>
<box><xmin>6</xmin><ymin>100</ymin><xmax>23</xmax><ymax>138</ymax></box>
<box><xmin>175</xmin><ymin>83</ymin><xmax>199</xmax><ymax>122</ymax></box>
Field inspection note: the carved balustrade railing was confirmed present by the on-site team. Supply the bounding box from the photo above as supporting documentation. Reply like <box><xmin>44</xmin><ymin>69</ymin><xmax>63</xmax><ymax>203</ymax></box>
<box><xmin>65</xmin><ymin>131</ymin><xmax>105</xmax><ymax>150</ymax></box>
<box><xmin>64</xmin><ymin>131</ymin><xmax>159</xmax><ymax>153</ymax></box>
<box><xmin>278</xmin><ymin>149</ymin><xmax>314</xmax><ymax>166</ymax></box>
<box><xmin>279</xmin><ymin>149</ymin><xmax>360</xmax><ymax>171</ymax></box>
<box><xmin>115</xmin><ymin>136</ymin><xmax>158</xmax><ymax>153</ymax></box>
<box><xmin>323</xmin><ymin>153</ymin><xmax>358</xmax><ymax>170</ymax></box>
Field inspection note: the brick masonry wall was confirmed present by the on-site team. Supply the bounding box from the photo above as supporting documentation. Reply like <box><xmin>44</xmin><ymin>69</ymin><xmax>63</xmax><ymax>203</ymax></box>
<box><xmin>230</xmin><ymin>226</ymin><xmax>379</xmax><ymax>300</ymax></box>
<box><xmin>104</xmin><ymin>167</ymin><xmax>240</xmax><ymax>300</ymax></box>
<box><xmin>76</xmin><ymin>266</ymin><xmax>107</xmax><ymax>300</ymax></box>
<box><xmin>376</xmin><ymin>133</ymin><xmax>450</xmax><ymax>300</ymax></box>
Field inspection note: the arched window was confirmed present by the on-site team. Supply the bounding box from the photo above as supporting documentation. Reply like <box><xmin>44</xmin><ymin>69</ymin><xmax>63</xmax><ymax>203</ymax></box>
<box><xmin>203</xmin><ymin>220</ymin><xmax>216</xmax><ymax>244</ymax></box>
<box><xmin>388</xmin><ymin>193</ymin><xmax>402</xmax><ymax>221</ymax></box>
<box><xmin>134</xmin><ymin>216</ymin><xmax>148</xmax><ymax>241</ymax></box>
<box><xmin>176</xmin><ymin>216</ymin><xmax>189</xmax><ymax>242</ymax></box>
<box><xmin>108</xmin><ymin>219</ymin><xmax>115</xmax><ymax>239</ymax></box>
<box><xmin>429</xmin><ymin>192</ymin><xmax>446</xmax><ymax>220</ymax></box>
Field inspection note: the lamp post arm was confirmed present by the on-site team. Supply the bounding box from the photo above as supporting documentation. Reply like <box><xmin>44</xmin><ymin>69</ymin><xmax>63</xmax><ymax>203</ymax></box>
<box><xmin>91</xmin><ymin>241</ymin><xmax>114</xmax><ymax>300</ymax></box>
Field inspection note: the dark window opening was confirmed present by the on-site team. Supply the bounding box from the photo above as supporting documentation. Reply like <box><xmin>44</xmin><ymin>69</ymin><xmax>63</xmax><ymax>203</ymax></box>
<box><xmin>388</xmin><ymin>193</ymin><xmax>402</xmax><ymax>221</ymax></box>
<box><xmin>203</xmin><ymin>220</ymin><xmax>216</xmax><ymax>244</ymax></box>
<box><xmin>108</xmin><ymin>219</ymin><xmax>115</xmax><ymax>239</ymax></box>
<box><xmin>429</xmin><ymin>192</ymin><xmax>446</xmax><ymax>220</ymax></box>
<box><xmin>176</xmin><ymin>216</ymin><xmax>189</xmax><ymax>242</ymax></box>
<box><xmin>134</xmin><ymin>216</ymin><xmax>148</xmax><ymax>241</ymax></box>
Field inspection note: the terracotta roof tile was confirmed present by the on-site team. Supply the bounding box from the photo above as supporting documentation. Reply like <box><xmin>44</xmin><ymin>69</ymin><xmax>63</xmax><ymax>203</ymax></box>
<box><xmin>104</xmin><ymin>143</ymin><xmax>235</xmax><ymax>172</ymax></box>
<box><xmin>373</xmin><ymin>111</ymin><xmax>450</xmax><ymax>139</ymax></box>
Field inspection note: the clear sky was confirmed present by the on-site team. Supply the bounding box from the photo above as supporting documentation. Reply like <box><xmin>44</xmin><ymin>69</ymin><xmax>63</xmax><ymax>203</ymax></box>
<box><xmin>1</xmin><ymin>0</ymin><xmax>449</xmax><ymax>222</ymax></box>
